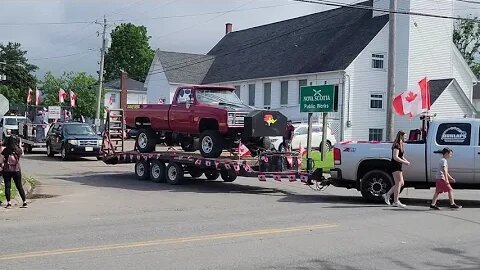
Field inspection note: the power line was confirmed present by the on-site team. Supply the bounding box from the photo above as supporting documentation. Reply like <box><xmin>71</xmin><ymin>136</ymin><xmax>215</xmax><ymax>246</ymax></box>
<box><xmin>293</xmin><ymin>0</ymin><xmax>480</xmax><ymax>22</ymax></box>
<box><xmin>29</xmin><ymin>49</ymin><xmax>98</xmax><ymax>61</ymax></box>
<box><xmin>0</xmin><ymin>2</ymin><xmax>298</xmax><ymax>27</ymax></box>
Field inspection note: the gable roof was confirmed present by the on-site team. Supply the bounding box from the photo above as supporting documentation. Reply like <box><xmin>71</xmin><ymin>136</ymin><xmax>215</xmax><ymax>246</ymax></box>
<box><xmin>156</xmin><ymin>50</ymin><xmax>214</xmax><ymax>84</ymax></box>
<box><xmin>202</xmin><ymin>1</ymin><xmax>388</xmax><ymax>84</ymax></box>
<box><xmin>105</xmin><ymin>78</ymin><xmax>146</xmax><ymax>92</ymax></box>
<box><xmin>429</xmin><ymin>79</ymin><xmax>453</xmax><ymax>105</ymax></box>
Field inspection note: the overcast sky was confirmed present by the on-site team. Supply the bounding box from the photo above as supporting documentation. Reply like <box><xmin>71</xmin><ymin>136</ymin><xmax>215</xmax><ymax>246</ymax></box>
<box><xmin>1</xmin><ymin>0</ymin><xmax>479</xmax><ymax>79</ymax></box>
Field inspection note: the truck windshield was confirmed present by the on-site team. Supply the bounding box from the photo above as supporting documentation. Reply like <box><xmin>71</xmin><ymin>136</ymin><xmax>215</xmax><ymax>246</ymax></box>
<box><xmin>4</xmin><ymin>118</ymin><xmax>25</xmax><ymax>126</ymax></box>
<box><xmin>64</xmin><ymin>124</ymin><xmax>95</xmax><ymax>136</ymax></box>
<box><xmin>196</xmin><ymin>89</ymin><xmax>245</xmax><ymax>106</ymax></box>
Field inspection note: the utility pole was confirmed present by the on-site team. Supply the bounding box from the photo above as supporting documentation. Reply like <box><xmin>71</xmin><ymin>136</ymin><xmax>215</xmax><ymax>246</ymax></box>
<box><xmin>386</xmin><ymin>0</ymin><xmax>396</xmax><ymax>141</ymax></box>
<box><xmin>95</xmin><ymin>15</ymin><xmax>107</xmax><ymax>132</ymax></box>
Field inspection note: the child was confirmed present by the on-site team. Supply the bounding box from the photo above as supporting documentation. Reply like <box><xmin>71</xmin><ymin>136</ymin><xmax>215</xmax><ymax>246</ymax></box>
<box><xmin>430</xmin><ymin>147</ymin><xmax>461</xmax><ymax>210</ymax></box>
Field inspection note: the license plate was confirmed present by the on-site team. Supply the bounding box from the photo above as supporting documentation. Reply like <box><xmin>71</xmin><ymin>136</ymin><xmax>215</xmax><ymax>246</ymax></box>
<box><xmin>85</xmin><ymin>147</ymin><xmax>93</xmax><ymax>152</ymax></box>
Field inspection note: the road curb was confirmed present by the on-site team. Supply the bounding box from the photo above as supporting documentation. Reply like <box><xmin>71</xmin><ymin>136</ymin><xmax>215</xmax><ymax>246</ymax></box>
<box><xmin>0</xmin><ymin>176</ymin><xmax>36</xmax><ymax>205</ymax></box>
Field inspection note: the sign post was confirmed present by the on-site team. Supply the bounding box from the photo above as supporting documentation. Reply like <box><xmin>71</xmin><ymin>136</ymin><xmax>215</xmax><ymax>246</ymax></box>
<box><xmin>300</xmin><ymin>85</ymin><xmax>335</xmax><ymax>172</ymax></box>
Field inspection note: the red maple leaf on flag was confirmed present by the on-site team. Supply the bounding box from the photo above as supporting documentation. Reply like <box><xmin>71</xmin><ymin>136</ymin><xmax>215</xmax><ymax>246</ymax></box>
<box><xmin>404</xmin><ymin>91</ymin><xmax>417</xmax><ymax>103</ymax></box>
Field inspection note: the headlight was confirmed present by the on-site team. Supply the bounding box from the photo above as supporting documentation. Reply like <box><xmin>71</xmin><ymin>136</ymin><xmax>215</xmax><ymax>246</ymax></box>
<box><xmin>97</xmin><ymin>139</ymin><xmax>103</xmax><ymax>146</ymax></box>
<box><xmin>68</xmin><ymin>140</ymin><xmax>78</xmax><ymax>145</ymax></box>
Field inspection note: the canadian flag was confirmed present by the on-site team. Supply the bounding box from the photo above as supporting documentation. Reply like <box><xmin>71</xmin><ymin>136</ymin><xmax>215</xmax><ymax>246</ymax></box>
<box><xmin>238</xmin><ymin>142</ymin><xmax>251</xmax><ymax>157</ymax></box>
<box><xmin>109</xmin><ymin>95</ymin><xmax>114</xmax><ymax>106</ymax></box>
<box><xmin>35</xmin><ymin>88</ymin><xmax>41</xmax><ymax>106</ymax></box>
<box><xmin>70</xmin><ymin>90</ymin><xmax>77</xmax><ymax>107</ymax></box>
<box><xmin>393</xmin><ymin>77</ymin><xmax>430</xmax><ymax>117</ymax></box>
<box><xmin>298</xmin><ymin>144</ymin><xmax>306</xmax><ymax>166</ymax></box>
<box><xmin>26</xmin><ymin>88</ymin><xmax>33</xmax><ymax>104</ymax></box>
<box><xmin>59</xmin><ymin>88</ymin><xmax>67</xmax><ymax>103</ymax></box>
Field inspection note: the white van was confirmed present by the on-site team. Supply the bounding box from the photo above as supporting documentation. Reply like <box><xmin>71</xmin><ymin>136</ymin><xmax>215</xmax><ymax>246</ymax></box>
<box><xmin>0</xmin><ymin>115</ymin><xmax>26</xmax><ymax>142</ymax></box>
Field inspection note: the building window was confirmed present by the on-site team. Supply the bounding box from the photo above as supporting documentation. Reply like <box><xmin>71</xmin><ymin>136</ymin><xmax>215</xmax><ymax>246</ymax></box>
<box><xmin>234</xmin><ymin>85</ymin><xmax>240</xmax><ymax>98</ymax></box>
<box><xmin>281</xmin><ymin>81</ymin><xmax>288</xmax><ymax>105</ymax></box>
<box><xmin>264</xmin><ymin>82</ymin><xmax>271</xmax><ymax>107</ymax></box>
<box><xmin>371</xmin><ymin>53</ymin><xmax>385</xmax><ymax>69</ymax></box>
<box><xmin>369</xmin><ymin>129</ymin><xmax>383</xmax><ymax>141</ymax></box>
<box><xmin>298</xmin><ymin>79</ymin><xmax>307</xmax><ymax>104</ymax></box>
<box><xmin>248</xmin><ymin>84</ymin><xmax>255</xmax><ymax>106</ymax></box>
<box><xmin>370</xmin><ymin>93</ymin><xmax>383</xmax><ymax>109</ymax></box>
<box><xmin>333</xmin><ymin>85</ymin><xmax>339</xmax><ymax>112</ymax></box>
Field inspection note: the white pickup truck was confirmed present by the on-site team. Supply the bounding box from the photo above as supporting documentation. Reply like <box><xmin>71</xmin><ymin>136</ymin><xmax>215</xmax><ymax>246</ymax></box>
<box><xmin>329</xmin><ymin>118</ymin><xmax>480</xmax><ymax>202</ymax></box>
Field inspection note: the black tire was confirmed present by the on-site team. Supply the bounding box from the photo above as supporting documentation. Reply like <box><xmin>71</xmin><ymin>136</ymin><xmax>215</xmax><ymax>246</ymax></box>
<box><xmin>150</xmin><ymin>160</ymin><xmax>166</xmax><ymax>183</ymax></box>
<box><xmin>361</xmin><ymin>170</ymin><xmax>393</xmax><ymax>203</ymax></box>
<box><xmin>61</xmin><ymin>145</ymin><xmax>69</xmax><ymax>161</ymax></box>
<box><xmin>166</xmin><ymin>163</ymin><xmax>184</xmax><ymax>185</ymax></box>
<box><xmin>23</xmin><ymin>144</ymin><xmax>32</xmax><ymax>154</ymax></box>
<box><xmin>96</xmin><ymin>156</ymin><xmax>103</xmax><ymax>161</ymax></box>
<box><xmin>180</xmin><ymin>137</ymin><xmax>199</xmax><ymax>152</ymax></box>
<box><xmin>135</xmin><ymin>160</ymin><xmax>151</xmax><ymax>180</ymax></box>
<box><xmin>320</xmin><ymin>141</ymin><xmax>333</xmax><ymax>152</ymax></box>
<box><xmin>220</xmin><ymin>169</ymin><xmax>237</xmax><ymax>182</ymax></box>
<box><xmin>199</xmin><ymin>130</ymin><xmax>224</xmax><ymax>158</ymax></box>
<box><xmin>278</xmin><ymin>143</ymin><xmax>285</xmax><ymax>152</ymax></box>
<box><xmin>136</xmin><ymin>129</ymin><xmax>156</xmax><ymax>153</ymax></box>
<box><xmin>188</xmin><ymin>167</ymin><xmax>203</xmax><ymax>178</ymax></box>
<box><xmin>47</xmin><ymin>143</ymin><xmax>55</xmax><ymax>157</ymax></box>
<box><xmin>205</xmin><ymin>171</ymin><xmax>220</xmax><ymax>180</ymax></box>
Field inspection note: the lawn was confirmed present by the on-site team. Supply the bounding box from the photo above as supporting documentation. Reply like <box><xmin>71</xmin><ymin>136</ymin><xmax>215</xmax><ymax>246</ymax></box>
<box><xmin>301</xmin><ymin>151</ymin><xmax>334</xmax><ymax>171</ymax></box>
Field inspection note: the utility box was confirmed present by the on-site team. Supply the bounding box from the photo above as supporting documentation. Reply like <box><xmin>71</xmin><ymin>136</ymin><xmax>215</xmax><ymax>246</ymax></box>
<box><xmin>243</xmin><ymin>110</ymin><xmax>287</xmax><ymax>137</ymax></box>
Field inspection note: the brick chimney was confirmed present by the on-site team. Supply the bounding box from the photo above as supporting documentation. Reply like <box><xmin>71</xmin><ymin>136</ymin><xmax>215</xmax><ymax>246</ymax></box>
<box><xmin>225</xmin><ymin>23</ymin><xmax>233</xmax><ymax>35</ymax></box>
<box><xmin>119</xmin><ymin>71</ymin><xmax>128</xmax><ymax>111</ymax></box>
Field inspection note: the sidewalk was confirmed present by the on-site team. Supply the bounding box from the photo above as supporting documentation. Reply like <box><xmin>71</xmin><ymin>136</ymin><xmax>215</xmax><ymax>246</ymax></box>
<box><xmin>0</xmin><ymin>176</ymin><xmax>35</xmax><ymax>205</ymax></box>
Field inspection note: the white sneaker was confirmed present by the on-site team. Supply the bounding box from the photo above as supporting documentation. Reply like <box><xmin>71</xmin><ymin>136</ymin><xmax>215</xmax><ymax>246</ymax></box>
<box><xmin>382</xmin><ymin>194</ymin><xmax>391</xmax><ymax>206</ymax></box>
<box><xmin>393</xmin><ymin>202</ymin><xmax>407</xmax><ymax>208</ymax></box>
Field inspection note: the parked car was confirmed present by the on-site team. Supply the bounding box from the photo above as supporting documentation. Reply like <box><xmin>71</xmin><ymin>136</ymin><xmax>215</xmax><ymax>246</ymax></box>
<box><xmin>46</xmin><ymin>122</ymin><xmax>103</xmax><ymax>161</ymax></box>
<box><xmin>125</xmin><ymin>85</ymin><xmax>277</xmax><ymax>158</ymax></box>
<box><xmin>270</xmin><ymin>124</ymin><xmax>337</xmax><ymax>152</ymax></box>
<box><xmin>0</xmin><ymin>115</ymin><xmax>26</xmax><ymax>142</ymax></box>
<box><xmin>329</xmin><ymin>118</ymin><xmax>480</xmax><ymax>202</ymax></box>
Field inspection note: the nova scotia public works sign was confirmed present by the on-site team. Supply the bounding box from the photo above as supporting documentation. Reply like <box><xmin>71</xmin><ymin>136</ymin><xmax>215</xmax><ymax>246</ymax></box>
<box><xmin>300</xmin><ymin>85</ymin><xmax>335</xmax><ymax>113</ymax></box>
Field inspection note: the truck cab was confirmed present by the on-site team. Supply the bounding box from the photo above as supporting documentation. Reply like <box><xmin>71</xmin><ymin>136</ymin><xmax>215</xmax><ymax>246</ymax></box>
<box><xmin>0</xmin><ymin>115</ymin><xmax>26</xmax><ymax>142</ymax></box>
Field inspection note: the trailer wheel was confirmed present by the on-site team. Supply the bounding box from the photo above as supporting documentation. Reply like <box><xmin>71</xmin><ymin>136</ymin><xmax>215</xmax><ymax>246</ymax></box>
<box><xmin>205</xmin><ymin>171</ymin><xmax>220</xmax><ymax>180</ymax></box>
<box><xmin>136</xmin><ymin>129</ymin><xmax>156</xmax><ymax>153</ymax></box>
<box><xmin>47</xmin><ymin>143</ymin><xmax>55</xmax><ymax>157</ymax></box>
<box><xmin>150</xmin><ymin>160</ymin><xmax>166</xmax><ymax>183</ymax></box>
<box><xmin>221</xmin><ymin>169</ymin><xmax>237</xmax><ymax>182</ymax></box>
<box><xmin>361</xmin><ymin>170</ymin><xmax>393</xmax><ymax>203</ymax></box>
<box><xmin>135</xmin><ymin>160</ymin><xmax>151</xmax><ymax>180</ymax></box>
<box><xmin>188</xmin><ymin>167</ymin><xmax>203</xmax><ymax>178</ymax></box>
<box><xmin>166</xmin><ymin>163</ymin><xmax>184</xmax><ymax>185</ymax></box>
<box><xmin>23</xmin><ymin>144</ymin><xmax>32</xmax><ymax>154</ymax></box>
<box><xmin>199</xmin><ymin>130</ymin><xmax>224</xmax><ymax>158</ymax></box>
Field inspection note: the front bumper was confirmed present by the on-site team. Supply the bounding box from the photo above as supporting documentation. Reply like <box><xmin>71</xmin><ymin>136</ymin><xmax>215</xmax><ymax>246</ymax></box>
<box><xmin>67</xmin><ymin>145</ymin><xmax>101</xmax><ymax>156</ymax></box>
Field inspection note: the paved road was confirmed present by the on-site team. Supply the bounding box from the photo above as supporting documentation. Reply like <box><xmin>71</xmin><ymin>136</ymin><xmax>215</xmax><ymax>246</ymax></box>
<box><xmin>1</xmin><ymin>151</ymin><xmax>480</xmax><ymax>270</ymax></box>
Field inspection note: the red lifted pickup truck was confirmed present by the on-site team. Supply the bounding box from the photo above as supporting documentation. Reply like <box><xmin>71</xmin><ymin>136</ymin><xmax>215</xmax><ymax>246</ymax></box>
<box><xmin>125</xmin><ymin>85</ymin><xmax>274</xmax><ymax>158</ymax></box>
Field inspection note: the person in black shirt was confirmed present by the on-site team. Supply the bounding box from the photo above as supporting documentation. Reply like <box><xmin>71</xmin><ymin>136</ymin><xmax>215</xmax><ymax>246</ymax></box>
<box><xmin>382</xmin><ymin>130</ymin><xmax>410</xmax><ymax>208</ymax></box>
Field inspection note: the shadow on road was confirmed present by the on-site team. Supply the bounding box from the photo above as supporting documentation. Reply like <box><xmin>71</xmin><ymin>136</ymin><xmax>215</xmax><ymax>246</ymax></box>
<box><xmin>23</xmin><ymin>155</ymin><xmax>99</xmax><ymax>162</ymax></box>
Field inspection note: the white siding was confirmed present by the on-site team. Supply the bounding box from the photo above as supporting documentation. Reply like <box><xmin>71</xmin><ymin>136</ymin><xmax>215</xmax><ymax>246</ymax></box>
<box><xmin>431</xmin><ymin>84</ymin><xmax>473</xmax><ymax>118</ymax></box>
<box><xmin>145</xmin><ymin>55</ymin><xmax>171</xmax><ymax>104</ymax></box>
<box><xmin>452</xmin><ymin>46</ymin><xmax>474</xmax><ymax>99</ymax></box>
<box><xmin>473</xmin><ymin>100</ymin><xmax>480</xmax><ymax>112</ymax></box>
<box><xmin>406</xmin><ymin>0</ymin><xmax>453</xmax><ymax>91</ymax></box>
<box><xmin>104</xmin><ymin>90</ymin><xmax>147</xmax><ymax>109</ymax></box>
<box><xmin>344</xmin><ymin>25</ymin><xmax>389</xmax><ymax>141</ymax></box>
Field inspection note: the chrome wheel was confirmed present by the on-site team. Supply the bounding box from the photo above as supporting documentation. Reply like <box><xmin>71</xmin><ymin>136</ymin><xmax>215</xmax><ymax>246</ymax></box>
<box><xmin>366</xmin><ymin>176</ymin><xmax>388</xmax><ymax>196</ymax></box>
<box><xmin>136</xmin><ymin>162</ymin><xmax>146</xmax><ymax>177</ymax></box>
<box><xmin>168</xmin><ymin>166</ymin><xmax>177</xmax><ymax>180</ymax></box>
<box><xmin>138</xmin><ymin>133</ymin><xmax>148</xmax><ymax>149</ymax></box>
<box><xmin>151</xmin><ymin>163</ymin><xmax>161</xmax><ymax>179</ymax></box>
<box><xmin>201</xmin><ymin>136</ymin><xmax>213</xmax><ymax>154</ymax></box>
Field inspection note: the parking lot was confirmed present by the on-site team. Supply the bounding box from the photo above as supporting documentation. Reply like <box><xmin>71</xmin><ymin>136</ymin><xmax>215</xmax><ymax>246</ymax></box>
<box><xmin>1</xmin><ymin>151</ymin><xmax>480</xmax><ymax>269</ymax></box>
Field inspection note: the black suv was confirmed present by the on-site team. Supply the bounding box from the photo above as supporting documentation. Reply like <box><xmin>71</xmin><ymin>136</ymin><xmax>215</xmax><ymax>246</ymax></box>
<box><xmin>46</xmin><ymin>122</ymin><xmax>103</xmax><ymax>160</ymax></box>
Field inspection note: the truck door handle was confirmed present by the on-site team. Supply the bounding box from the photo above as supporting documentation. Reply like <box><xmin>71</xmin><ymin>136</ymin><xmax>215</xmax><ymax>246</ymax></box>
<box><xmin>434</xmin><ymin>150</ymin><xmax>442</xmax><ymax>154</ymax></box>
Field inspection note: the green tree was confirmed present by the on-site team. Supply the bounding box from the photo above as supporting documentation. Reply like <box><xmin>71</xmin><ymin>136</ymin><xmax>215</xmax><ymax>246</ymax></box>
<box><xmin>0</xmin><ymin>42</ymin><xmax>38</xmax><ymax>104</ymax></box>
<box><xmin>453</xmin><ymin>17</ymin><xmax>480</xmax><ymax>77</ymax></box>
<box><xmin>104</xmin><ymin>23</ymin><xmax>154</xmax><ymax>82</ymax></box>
<box><xmin>41</xmin><ymin>72</ymin><xmax>100</xmax><ymax>118</ymax></box>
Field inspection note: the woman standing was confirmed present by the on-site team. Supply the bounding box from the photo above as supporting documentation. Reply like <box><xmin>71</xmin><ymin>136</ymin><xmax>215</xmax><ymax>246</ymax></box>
<box><xmin>2</xmin><ymin>137</ymin><xmax>27</xmax><ymax>209</ymax></box>
<box><xmin>382</xmin><ymin>131</ymin><xmax>410</xmax><ymax>208</ymax></box>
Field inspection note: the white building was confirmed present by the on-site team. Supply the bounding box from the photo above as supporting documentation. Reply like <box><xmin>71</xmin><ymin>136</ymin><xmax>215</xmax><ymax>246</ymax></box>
<box><xmin>145</xmin><ymin>0</ymin><xmax>478</xmax><ymax>142</ymax></box>
<box><xmin>104</xmin><ymin>78</ymin><xmax>147</xmax><ymax>109</ymax></box>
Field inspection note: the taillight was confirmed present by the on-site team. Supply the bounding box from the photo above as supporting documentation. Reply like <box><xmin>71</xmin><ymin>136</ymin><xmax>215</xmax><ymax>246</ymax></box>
<box><xmin>333</xmin><ymin>147</ymin><xmax>341</xmax><ymax>165</ymax></box>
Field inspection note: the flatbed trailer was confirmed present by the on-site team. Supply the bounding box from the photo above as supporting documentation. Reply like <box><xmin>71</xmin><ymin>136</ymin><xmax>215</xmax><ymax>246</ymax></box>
<box><xmin>13</xmin><ymin>123</ymin><xmax>48</xmax><ymax>153</ymax></box>
<box><xmin>101</xmin><ymin>109</ymin><xmax>304</xmax><ymax>185</ymax></box>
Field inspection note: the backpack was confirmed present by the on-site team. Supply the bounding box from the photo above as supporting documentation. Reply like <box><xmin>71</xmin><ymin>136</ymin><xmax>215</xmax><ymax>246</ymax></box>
<box><xmin>5</xmin><ymin>153</ymin><xmax>20</xmax><ymax>172</ymax></box>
